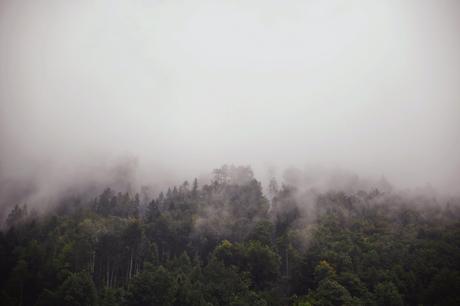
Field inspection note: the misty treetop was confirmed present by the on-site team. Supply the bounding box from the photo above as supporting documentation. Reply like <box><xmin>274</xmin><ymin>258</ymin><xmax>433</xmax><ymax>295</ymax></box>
<box><xmin>1</xmin><ymin>165</ymin><xmax>460</xmax><ymax>306</ymax></box>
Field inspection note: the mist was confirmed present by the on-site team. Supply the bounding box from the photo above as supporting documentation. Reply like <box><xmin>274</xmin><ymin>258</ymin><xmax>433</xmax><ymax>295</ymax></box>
<box><xmin>1</xmin><ymin>0</ymin><xmax>460</xmax><ymax>218</ymax></box>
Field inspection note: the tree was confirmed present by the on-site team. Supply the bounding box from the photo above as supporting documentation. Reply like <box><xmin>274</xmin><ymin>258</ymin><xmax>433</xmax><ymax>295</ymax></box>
<box><xmin>192</xmin><ymin>178</ymin><xmax>199</xmax><ymax>196</ymax></box>
<box><xmin>242</xmin><ymin>241</ymin><xmax>280</xmax><ymax>289</ymax></box>
<box><xmin>173</xmin><ymin>273</ymin><xmax>205</xmax><ymax>306</ymax></box>
<box><xmin>313</xmin><ymin>278</ymin><xmax>353</xmax><ymax>306</ymax></box>
<box><xmin>374</xmin><ymin>281</ymin><xmax>403</xmax><ymax>306</ymax></box>
<box><xmin>98</xmin><ymin>287</ymin><xmax>123</xmax><ymax>306</ymax></box>
<box><xmin>213</xmin><ymin>240</ymin><xmax>280</xmax><ymax>289</ymax></box>
<box><xmin>57</xmin><ymin>272</ymin><xmax>97</xmax><ymax>306</ymax></box>
<box><xmin>424</xmin><ymin>269</ymin><xmax>460</xmax><ymax>306</ymax></box>
<box><xmin>314</xmin><ymin>260</ymin><xmax>336</xmax><ymax>283</ymax></box>
<box><xmin>203</xmin><ymin>258</ymin><xmax>255</xmax><ymax>306</ymax></box>
<box><xmin>1</xmin><ymin>166</ymin><xmax>460</xmax><ymax>306</ymax></box>
<box><xmin>300</xmin><ymin>261</ymin><xmax>353</xmax><ymax>306</ymax></box>
<box><xmin>122</xmin><ymin>220</ymin><xmax>143</xmax><ymax>280</ymax></box>
<box><xmin>124</xmin><ymin>266</ymin><xmax>177</xmax><ymax>306</ymax></box>
<box><xmin>6</xmin><ymin>204</ymin><xmax>28</xmax><ymax>228</ymax></box>
<box><xmin>247</xmin><ymin>220</ymin><xmax>274</xmax><ymax>246</ymax></box>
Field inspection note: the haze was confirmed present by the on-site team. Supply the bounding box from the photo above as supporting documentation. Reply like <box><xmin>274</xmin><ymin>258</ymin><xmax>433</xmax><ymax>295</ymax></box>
<box><xmin>1</xmin><ymin>0</ymin><xmax>459</xmax><ymax>215</ymax></box>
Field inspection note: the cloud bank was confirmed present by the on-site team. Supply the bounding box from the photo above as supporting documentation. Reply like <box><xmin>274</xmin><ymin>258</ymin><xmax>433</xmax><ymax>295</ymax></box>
<box><xmin>1</xmin><ymin>0</ymin><xmax>459</xmax><ymax>217</ymax></box>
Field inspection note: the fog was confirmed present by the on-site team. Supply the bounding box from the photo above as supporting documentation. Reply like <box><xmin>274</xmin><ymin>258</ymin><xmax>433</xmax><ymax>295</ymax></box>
<box><xmin>1</xmin><ymin>0</ymin><xmax>459</xmax><ymax>217</ymax></box>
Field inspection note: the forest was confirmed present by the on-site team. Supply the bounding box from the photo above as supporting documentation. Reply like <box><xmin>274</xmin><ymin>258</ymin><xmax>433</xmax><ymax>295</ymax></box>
<box><xmin>0</xmin><ymin>165</ymin><xmax>459</xmax><ymax>306</ymax></box>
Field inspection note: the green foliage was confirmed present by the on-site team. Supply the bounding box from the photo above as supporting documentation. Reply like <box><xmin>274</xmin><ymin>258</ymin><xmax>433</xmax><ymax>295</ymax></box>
<box><xmin>124</xmin><ymin>266</ymin><xmax>177</xmax><ymax>306</ymax></box>
<box><xmin>313</xmin><ymin>278</ymin><xmax>353</xmax><ymax>306</ymax></box>
<box><xmin>314</xmin><ymin>260</ymin><xmax>336</xmax><ymax>282</ymax></box>
<box><xmin>0</xmin><ymin>167</ymin><xmax>459</xmax><ymax>306</ymax></box>
<box><xmin>57</xmin><ymin>272</ymin><xmax>97</xmax><ymax>306</ymax></box>
<box><xmin>213</xmin><ymin>240</ymin><xmax>281</xmax><ymax>289</ymax></box>
<box><xmin>424</xmin><ymin>269</ymin><xmax>460</xmax><ymax>306</ymax></box>
<box><xmin>98</xmin><ymin>287</ymin><xmax>124</xmax><ymax>306</ymax></box>
<box><xmin>374</xmin><ymin>281</ymin><xmax>403</xmax><ymax>306</ymax></box>
<box><xmin>202</xmin><ymin>258</ymin><xmax>261</xmax><ymax>306</ymax></box>
<box><xmin>247</xmin><ymin>220</ymin><xmax>274</xmax><ymax>246</ymax></box>
<box><xmin>241</xmin><ymin>241</ymin><xmax>281</xmax><ymax>289</ymax></box>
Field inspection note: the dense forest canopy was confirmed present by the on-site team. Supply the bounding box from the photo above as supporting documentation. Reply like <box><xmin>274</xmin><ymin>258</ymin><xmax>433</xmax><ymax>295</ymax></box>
<box><xmin>1</xmin><ymin>165</ymin><xmax>459</xmax><ymax>306</ymax></box>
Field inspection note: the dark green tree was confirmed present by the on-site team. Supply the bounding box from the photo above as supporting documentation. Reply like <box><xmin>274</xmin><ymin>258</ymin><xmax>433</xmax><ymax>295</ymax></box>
<box><xmin>124</xmin><ymin>266</ymin><xmax>177</xmax><ymax>306</ymax></box>
<box><xmin>57</xmin><ymin>272</ymin><xmax>97</xmax><ymax>306</ymax></box>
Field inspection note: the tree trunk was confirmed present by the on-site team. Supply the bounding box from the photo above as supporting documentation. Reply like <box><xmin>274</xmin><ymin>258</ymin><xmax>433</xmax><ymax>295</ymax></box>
<box><xmin>106</xmin><ymin>261</ymin><xmax>110</xmax><ymax>288</ymax></box>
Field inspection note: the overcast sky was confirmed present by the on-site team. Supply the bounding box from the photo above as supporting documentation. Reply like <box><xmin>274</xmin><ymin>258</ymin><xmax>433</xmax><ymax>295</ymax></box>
<box><xmin>1</xmin><ymin>0</ymin><xmax>459</xmax><ymax>203</ymax></box>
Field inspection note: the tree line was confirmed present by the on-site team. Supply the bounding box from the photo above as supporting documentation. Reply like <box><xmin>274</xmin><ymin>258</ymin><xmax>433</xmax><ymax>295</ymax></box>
<box><xmin>1</xmin><ymin>165</ymin><xmax>459</xmax><ymax>305</ymax></box>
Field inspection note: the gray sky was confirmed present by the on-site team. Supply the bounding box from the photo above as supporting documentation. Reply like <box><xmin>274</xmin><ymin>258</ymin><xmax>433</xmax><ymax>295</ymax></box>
<box><xmin>0</xmin><ymin>0</ymin><xmax>459</xmax><ymax>203</ymax></box>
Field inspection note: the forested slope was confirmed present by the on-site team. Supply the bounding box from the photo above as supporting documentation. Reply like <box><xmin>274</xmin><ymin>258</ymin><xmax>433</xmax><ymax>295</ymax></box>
<box><xmin>1</xmin><ymin>166</ymin><xmax>459</xmax><ymax>306</ymax></box>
